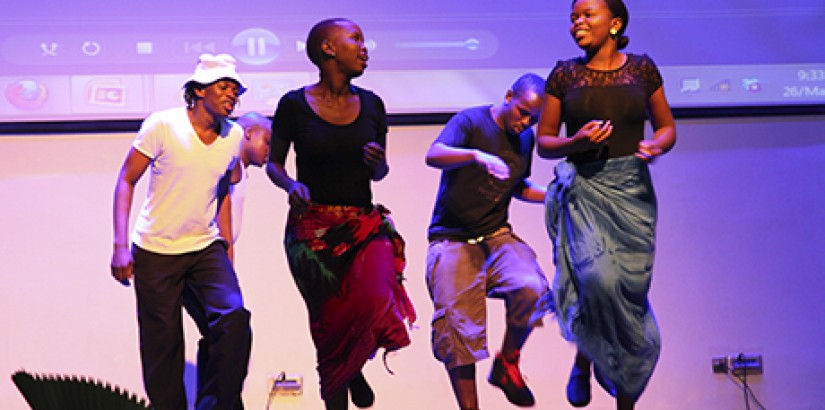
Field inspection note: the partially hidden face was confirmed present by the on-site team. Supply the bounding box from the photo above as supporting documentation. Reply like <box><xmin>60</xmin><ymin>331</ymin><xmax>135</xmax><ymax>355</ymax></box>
<box><xmin>503</xmin><ymin>89</ymin><xmax>543</xmax><ymax>135</ymax></box>
<box><xmin>245</xmin><ymin>125</ymin><xmax>271</xmax><ymax>167</ymax></box>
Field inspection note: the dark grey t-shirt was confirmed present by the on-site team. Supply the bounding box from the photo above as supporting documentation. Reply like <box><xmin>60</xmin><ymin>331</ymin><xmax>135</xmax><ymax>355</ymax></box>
<box><xmin>427</xmin><ymin>105</ymin><xmax>533</xmax><ymax>241</ymax></box>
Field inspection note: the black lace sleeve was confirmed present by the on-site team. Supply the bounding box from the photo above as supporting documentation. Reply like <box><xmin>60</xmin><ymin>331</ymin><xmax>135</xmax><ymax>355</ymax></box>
<box><xmin>545</xmin><ymin>60</ymin><xmax>571</xmax><ymax>99</ymax></box>
<box><xmin>637</xmin><ymin>54</ymin><xmax>664</xmax><ymax>96</ymax></box>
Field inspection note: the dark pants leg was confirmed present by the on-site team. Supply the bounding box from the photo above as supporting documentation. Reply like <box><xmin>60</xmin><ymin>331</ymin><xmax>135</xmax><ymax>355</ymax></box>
<box><xmin>186</xmin><ymin>242</ymin><xmax>252</xmax><ymax>410</ymax></box>
<box><xmin>133</xmin><ymin>246</ymin><xmax>189</xmax><ymax>410</ymax></box>
<box><xmin>181</xmin><ymin>284</ymin><xmax>209</xmax><ymax>400</ymax></box>
<box><xmin>183</xmin><ymin>282</ymin><xmax>246</xmax><ymax>409</ymax></box>
<box><xmin>135</xmin><ymin>242</ymin><xmax>251</xmax><ymax>410</ymax></box>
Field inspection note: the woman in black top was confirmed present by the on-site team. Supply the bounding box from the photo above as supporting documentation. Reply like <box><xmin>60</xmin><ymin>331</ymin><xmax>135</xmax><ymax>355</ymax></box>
<box><xmin>537</xmin><ymin>0</ymin><xmax>677</xmax><ymax>409</ymax></box>
<box><xmin>266</xmin><ymin>18</ymin><xmax>416</xmax><ymax>410</ymax></box>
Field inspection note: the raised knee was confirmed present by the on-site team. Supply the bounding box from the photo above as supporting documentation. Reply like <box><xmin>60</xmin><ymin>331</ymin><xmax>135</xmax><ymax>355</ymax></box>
<box><xmin>214</xmin><ymin>307</ymin><xmax>251</xmax><ymax>332</ymax></box>
<box><xmin>578</xmin><ymin>270</ymin><xmax>616</xmax><ymax>295</ymax></box>
<box><xmin>518</xmin><ymin>282</ymin><xmax>545</xmax><ymax>306</ymax></box>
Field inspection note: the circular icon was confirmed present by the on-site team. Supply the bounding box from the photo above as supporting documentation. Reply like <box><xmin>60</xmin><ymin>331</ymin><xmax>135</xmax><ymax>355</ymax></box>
<box><xmin>465</xmin><ymin>38</ymin><xmax>480</xmax><ymax>51</ymax></box>
<box><xmin>232</xmin><ymin>28</ymin><xmax>280</xmax><ymax>66</ymax></box>
<box><xmin>82</xmin><ymin>41</ymin><xmax>101</xmax><ymax>56</ymax></box>
<box><xmin>6</xmin><ymin>80</ymin><xmax>49</xmax><ymax>110</ymax></box>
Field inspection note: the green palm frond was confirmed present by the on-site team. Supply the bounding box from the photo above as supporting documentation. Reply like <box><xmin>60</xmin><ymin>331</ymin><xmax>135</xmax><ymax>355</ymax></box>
<box><xmin>11</xmin><ymin>370</ymin><xmax>152</xmax><ymax>410</ymax></box>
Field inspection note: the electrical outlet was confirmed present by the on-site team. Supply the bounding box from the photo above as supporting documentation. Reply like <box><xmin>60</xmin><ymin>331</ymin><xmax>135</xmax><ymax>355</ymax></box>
<box><xmin>268</xmin><ymin>372</ymin><xmax>303</xmax><ymax>397</ymax></box>
<box><xmin>711</xmin><ymin>356</ymin><xmax>728</xmax><ymax>373</ymax></box>
<box><xmin>711</xmin><ymin>354</ymin><xmax>763</xmax><ymax>375</ymax></box>
<box><xmin>730</xmin><ymin>354</ymin><xmax>763</xmax><ymax>376</ymax></box>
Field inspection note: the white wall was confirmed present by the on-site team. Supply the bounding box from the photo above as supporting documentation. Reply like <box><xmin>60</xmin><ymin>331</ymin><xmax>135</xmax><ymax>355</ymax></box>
<box><xmin>1</xmin><ymin>115</ymin><xmax>824</xmax><ymax>409</ymax></box>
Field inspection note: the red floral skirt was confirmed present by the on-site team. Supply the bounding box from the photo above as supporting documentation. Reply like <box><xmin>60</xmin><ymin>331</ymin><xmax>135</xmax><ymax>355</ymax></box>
<box><xmin>284</xmin><ymin>204</ymin><xmax>416</xmax><ymax>399</ymax></box>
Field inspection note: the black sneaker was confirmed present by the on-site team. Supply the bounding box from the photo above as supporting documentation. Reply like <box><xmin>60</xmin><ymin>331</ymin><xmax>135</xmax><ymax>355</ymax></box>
<box><xmin>349</xmin><ymin>371</ymin><xmax>374</xmax><ymax>408</ymax></box>
<box><xmin>487</xmin><ymin>351</ymin><xmax>535</xmax><ymax>407</ymax></box>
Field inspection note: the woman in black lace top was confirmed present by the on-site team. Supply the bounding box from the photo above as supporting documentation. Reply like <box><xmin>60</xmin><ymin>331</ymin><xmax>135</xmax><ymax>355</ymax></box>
<box><xmin>537</xmin><ymin>0</ymin><xmax>676</xmax><ymax>409</ymax></box>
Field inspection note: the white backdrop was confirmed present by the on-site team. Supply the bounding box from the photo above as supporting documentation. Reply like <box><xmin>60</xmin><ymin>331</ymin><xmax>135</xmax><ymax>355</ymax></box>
<box><xmin>2</xmin><ymin>115</ymin><xmax>825</xmax><ymax>409</ymax></box>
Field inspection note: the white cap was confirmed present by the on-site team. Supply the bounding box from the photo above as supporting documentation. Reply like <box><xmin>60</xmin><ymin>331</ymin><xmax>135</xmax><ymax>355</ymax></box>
<box><xmin>184</xmin><ymin>53</ymin><xmax>247</xmax><ymax>95</ymax></box>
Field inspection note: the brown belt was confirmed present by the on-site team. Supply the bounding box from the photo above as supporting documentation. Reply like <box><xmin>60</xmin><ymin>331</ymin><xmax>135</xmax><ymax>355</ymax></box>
<box><xmin>466</xmin><ymin>226</ymin><xmax>510</xmax><ymax>244</ymax></box>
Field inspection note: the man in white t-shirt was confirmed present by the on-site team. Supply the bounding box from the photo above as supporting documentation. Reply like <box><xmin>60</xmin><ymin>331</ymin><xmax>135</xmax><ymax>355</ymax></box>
<box><xmin>110</xmin><ymin>53</ymin><xmax>253</xmax><ymax>410</ymax></box>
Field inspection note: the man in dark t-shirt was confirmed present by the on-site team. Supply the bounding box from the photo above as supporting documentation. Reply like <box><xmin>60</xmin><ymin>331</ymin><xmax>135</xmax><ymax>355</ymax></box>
<box><xmin>425</xmin><ymin>73</ymin><xmax>552</xmax><ymax>410</ymax></box>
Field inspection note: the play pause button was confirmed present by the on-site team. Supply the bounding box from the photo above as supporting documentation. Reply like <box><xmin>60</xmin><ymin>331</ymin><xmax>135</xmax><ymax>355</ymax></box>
<box><xmin>232</xmin><ymin>28</ymin><xmax>281</xmax><ymax>65</ymax></box>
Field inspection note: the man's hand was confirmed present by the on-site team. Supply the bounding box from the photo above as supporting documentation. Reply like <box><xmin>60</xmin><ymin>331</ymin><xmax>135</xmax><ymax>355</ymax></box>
<box><xmin>110</xmin><ymin>245</ymin><xmax>133</xmax><ymax>286</ymax></box>
<box><xmin>475</xmin><ymin>150</ymin><xmax>510</xmax><ymax>180</ymax></box>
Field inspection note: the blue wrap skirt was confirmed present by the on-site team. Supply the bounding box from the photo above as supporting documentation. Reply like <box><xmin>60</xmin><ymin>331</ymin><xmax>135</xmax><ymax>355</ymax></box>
<box><xmin>545</xmin><ymin>156</ymin><xmax>661</xmax><ymax>400</ymax></box>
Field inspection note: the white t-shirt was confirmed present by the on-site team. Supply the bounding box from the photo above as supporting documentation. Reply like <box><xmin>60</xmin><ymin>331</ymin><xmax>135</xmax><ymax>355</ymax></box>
<box><xmin>131</xmin><ymin>107</ymin><xmax>242</xmax><ymax>254</ymax></box>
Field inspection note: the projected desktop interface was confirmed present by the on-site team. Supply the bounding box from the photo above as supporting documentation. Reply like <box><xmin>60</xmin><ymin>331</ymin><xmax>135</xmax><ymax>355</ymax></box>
<box><xmin>2</xmin><ymin>7</ymin><xmax>824</xmax><ymax>122</ymax></box>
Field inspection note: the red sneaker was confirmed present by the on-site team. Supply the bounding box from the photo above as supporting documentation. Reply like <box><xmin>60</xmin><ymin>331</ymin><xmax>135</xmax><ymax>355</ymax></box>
<box><xmin>487</xmin><ymin>351</ymin><xmax>535</xmax><ymax>407</ymax></box>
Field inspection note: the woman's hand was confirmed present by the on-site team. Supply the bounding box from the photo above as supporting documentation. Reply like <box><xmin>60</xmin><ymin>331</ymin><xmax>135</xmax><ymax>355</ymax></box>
<box><xmin>288</xmin><ymin>181</ymin><xmax>312</xmax><ymax>212</ymax></box>
<box><xmin>573</xmin><ymin>119</ymin><xmax>613</xmax><ymax>147</ymax></box>
<box><xmin>364</xmin><ymin>142</ymin><xmax>389</xmax><ymax>180</ymax></box>
<box><xmin>635</xmin><ymin>139</ymin><xmax>664</xmax><ymax>162</ymax></box>
<box><xmin>363</xmin><ymin>142</ymin><xmax>385</xmax><ymax>168</ymax></box>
